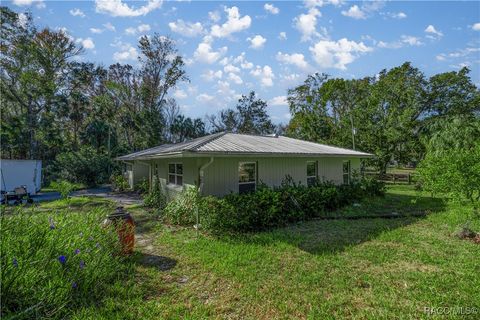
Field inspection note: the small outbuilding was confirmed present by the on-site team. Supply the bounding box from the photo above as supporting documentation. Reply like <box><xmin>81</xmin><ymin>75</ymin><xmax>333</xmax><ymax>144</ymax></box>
<box><xmin>116</xmin><ymin>132</ymin><xmax>373</xmax><ymax>198</ymax></box>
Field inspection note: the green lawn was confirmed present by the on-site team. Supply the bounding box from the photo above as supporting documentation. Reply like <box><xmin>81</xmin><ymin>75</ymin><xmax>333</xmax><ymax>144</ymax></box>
<box><xmin>3</xmin><ymin>185</ymin><xmax>479</xmax><ymax>319</ymax></box>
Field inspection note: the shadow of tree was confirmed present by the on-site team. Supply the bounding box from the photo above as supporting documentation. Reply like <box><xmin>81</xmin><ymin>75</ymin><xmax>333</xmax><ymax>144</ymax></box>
<box><xmin>219</xmin><ymin>192</ymin><xmax>446</xmax><ymax>255</ymax></box>
<box><xmin>138</xmin><ymin>253</ymin><xmax>177</xmax><ymax>271</ymax></box>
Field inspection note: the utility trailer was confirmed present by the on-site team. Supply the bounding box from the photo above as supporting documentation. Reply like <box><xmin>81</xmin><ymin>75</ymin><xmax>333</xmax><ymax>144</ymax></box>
<box><xmin>1</xmin><ymin>159</ymin><xmax>42</xmax><ymax>204</ymax></box>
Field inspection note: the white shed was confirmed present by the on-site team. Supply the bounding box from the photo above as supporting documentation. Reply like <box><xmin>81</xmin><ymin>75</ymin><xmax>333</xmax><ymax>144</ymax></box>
<box><xmin>0</xmin><ymin>159</ymin><xmax>42</xmax><ymax>195</ymax></box>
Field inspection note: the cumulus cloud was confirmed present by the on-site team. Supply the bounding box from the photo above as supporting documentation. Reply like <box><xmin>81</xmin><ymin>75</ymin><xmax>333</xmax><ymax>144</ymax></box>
<box><xmin>196</xmin><ymin>93</ymin><xmax>215</xmax><ymax>103</ymax></box>
<box><xmin>294</xmin><ymin>8</ymin><xmax>322</xmax><ymax>41</ymax></box>
<box><xmin>341</xmin><ymin>5</ymin><xmax>365</xmax><ymax>19</ymax></box>
<box><xmin>90</xmin><ymin>22</ymin><xmax>116</xmax><ymax>34</ymax></box>
<box><xmin>194</xmin><ymin>37</ymin><xmax>228</xmax><ymax>64</ymax></box>
<box><xmin>224</xmin><ymin>64</ymin><xmax>241</xmax><ymax>73</ymax></box>
<box><xmin>269</xmin><ymin>95</ymin><xmax>288</xmax><ymax>106</ymax></box>
<box><xmin>125</xmin><ymin>24</ymin><xmax>151</xmax><ymax>35</ymax></box>
<box><xmin>250</xmin><ymin>65</ymin><xmax>275</xmax><ymax>87</ymax></box>
<box><xmin>69</xmin><ymin>8</ymin><xmax>85</xmax><ymax>17</ymax></box>
<box><xmin>264</xmin><ymin>3</ymin><xmax>279</xmax><ymax>15</ymax></box>
<box><xmin>211</xmin><ymin>6</ymin><xmax>251</xmax><ymax>38</ymax></box>
<box><xmin>473</xmin><ymin>23</ymin><xmax>480</xmax><ymax>31</ymax></box>
<box><xmin>309</xmin><ymin>38</ymin><xmax>372</xmax><ymax>70</ymax></box>
<box><xmin>278</xmin><ymin>32</ymin><xmax>287</xmax><ymax>40</ymax></box>
<box><xmin>208</xmin><ymin>10</ymin><xmax>221</xmax><ymax>22</ymax></box>
<box><xmin>17</xmin><ymin>13</ymin><xmax>28</xmax><ymax>28</ymax></box>
<box><xmin>425</xmin><ymin>25</ymin><xmax>443</xmax><ymax>39</ymax></box>
<box><xmin>228</xmin><ymin>72</ymin><xmax>243</xmax><ymax>84</ymax></box>
<box><xmin>391</xmin><ymin>12</ymin><xmax>407</xmax><ymax>19</ymax></box>
<box><xmin>76</xmin><ymin>37</ymin><xmax>95</xmax><ymax>50</ymax></box>
<box><xmin>276</xmin><ymin>52</ymin><xmax>309</xmax><ymax>70</ymax></box>
<box><xmin>95</xmin><ymin>0</ymin><xmax>162</xmax><ymax>17</ymax></box>
<box><xmin>169</xmin><ymin>20</ymin><xmax>204</xmax><ymax>37</ymax></box>
<box><xmin>90</xmin><ymin>28</ymin><xmax>103</xmax><ymax>34</ymax></box>
<box><xmin>174</xmin><ymin>89</ymin><xmax>187</xmax><ymax>99</ymax></box>
<box><xmin>12</xmin><ymin>0</ymin><xmax>45</xmax><ymax>8</ymax></box>
<box><xmin>233</xmin><ymin>52</ymin><xmax>253</xmax><ymax>69</ymax></box>
<box><xmin>103</xmin><ymin>22</ymin><xmax>116</xmax><ymax>31</ymax></box>
<box><xmin>201</xmin><ymin>70</ymin><xmax>223</xmax><ymax>81</ymax></box>
<box><xmin>377</xmin><ymin>35</ymin><xmax>423</xmax><ymax>49</ymax></box>
<box><xmin>247</xmin><ymin>35</ymin><xmax>267</xmax><ymax>49</ymax></box>
<box><xmin>113</xmin><ymin>42</ymin><xmax>138</xmax><ymax>61</ymax></box>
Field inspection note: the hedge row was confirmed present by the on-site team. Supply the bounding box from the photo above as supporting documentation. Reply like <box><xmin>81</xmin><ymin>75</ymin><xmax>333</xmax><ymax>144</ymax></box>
<box><xmin>160</xmin><ymin>177</ymin><xmax>385</xmax><ymax>234</ymax></box>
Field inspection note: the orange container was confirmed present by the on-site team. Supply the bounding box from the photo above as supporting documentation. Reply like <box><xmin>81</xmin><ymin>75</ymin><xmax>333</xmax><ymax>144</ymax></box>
<box><xmin>103</xmin><ymin>207</ymin><xmax>135</xmax><ymax>255</ymax></box>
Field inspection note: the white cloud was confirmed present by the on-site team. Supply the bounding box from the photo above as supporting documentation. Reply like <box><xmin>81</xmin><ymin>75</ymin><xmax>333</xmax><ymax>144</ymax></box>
<box><xmin>196</xmin><ymin>93</ymin><xmax>214</xmax><ymax>103</ymax></box>
<box><xmin>264</xmin><ymin>3</ymin><xmax>279</xmax><ymax>15</ymax></box>
<box><xmin>113</xmin><ymin>42</ymin><xmax>138</xmax><ymax>61</ymax></box>
<box><xmin>76</xmin><ymin>38</ymin><xmax>95</xmax><ymax>50</ymax></box>
<box><xmin>125</xmin><ymin>24</ymin><xmax>151</xmax><ymax>35</ymax></box>
<box><xmin>435</xmin><ymin>47</ymin><xmax>480</xmax><ymax>63</ymax></box>
<box><xmin>269</xmin><ymin>95</ymin><xmax>288</xmax><ymax>106</ymax></box>
<box><xmin>194</xmin><ymin>37</ymin><xmax>227</xmax><ymax>64</ymax></box>
<box><xmin>278</xmin><ymin>32</ymin><xmax>287</xmax><ymax>40</ymax></box>
<box><xmin>473</xmin><ymin>23</ymin><xmax>480</xmax><ymax>31</ymax></box>
<box><xmin>12</xmin><ymin>0</ymin><xmax>45</xmax><ymax>8</ymax></box>
<box><xmin>377</xmin><ymin>35</ymin><xmax>423</xmax><ymax>49</ymax></box>
<box><xmin>224</xmin><ymin>64</ymin><xmax>240</xmax><ymax>73</ymax></box>
<box><xmin>228</xmin><ymin>72</ymin><xmax>243</xmax><ymax>84</ymax></box>
<box><xmin>233</xmin><ymin>53</ymin><xmax>253</xmax><ymax>69</ymax></box>
<box><xmin>392</xmin><ymin>12</ymin><xmax>407</xmax><ymax>19</ymax></box>
<box><xmin>294</xmin><ymin>8</ymin><xmax>322</xmax><ymax>41</ymax></box>
<box><xmin>90</xmin><ymin>28</ymin><xmax>103</xmax><ymax>34</ymax></box>
<box><xmin>95</xmin><ymin>0</ymin><xmax>162</xmax><ymax>17</ymax></box>
<box><xmin>341</xmin><ymin>5</ymin><xmax>365</xmax><ymax>19</ymax></box>
<box><xmin>103</xmin><ymin>22</ymin><xmax>116</xmax><ymax>31</ymax></box>
<box><xmin>276</xmin><ymin>52</ymin><xmax>309</xmax><ymax>70</ymax></box>
<box><xmin>201</xmin><ymin>70</ymin><xmax>223</xmax><ymax>81</ymax></box>
<box><xmin>17</xmin><ymin>13</ymin><xmax>28</xmax><ymax>28</ymax></box>
<box><xmin>69</xmin><ymin>8</ymin><xmax>85</xmax><ymax>18</ymax></box>
<box><xmin>168</xmin><ymin>20</ymin><xmax>204</xmax><ymax>37</ymax></box>
<box><xmin>425</xmin><ymin>25</ymin><xmax>443</xmax><ymax>39</ymax></box>
<box><xmin>208</xmin><ymin>10</ymin><xmax>221</xmax><ymax>22</ymax></box>
<box><xmin>250</xmin><ymin>65</ymin><xmax>275</xmax><ymax>87</ymax></box>
<box><xmin>211</xmin><ymin>6</ymin><xmax>251</xmax><ymax>38</ymax></box>
<box><xmin>248</xmin><ymin>35</ymin><xmax>267</xmax><ymax>49</ymax></box>
<box><xmin>310</xmin><ymin>38</ymin><xmax>372</xmax><ymax>70</ymax></box>
<box><xmin>174</xmin><ymin>89</ymin><xmax>187</xmax><ymax>99</ymax></box>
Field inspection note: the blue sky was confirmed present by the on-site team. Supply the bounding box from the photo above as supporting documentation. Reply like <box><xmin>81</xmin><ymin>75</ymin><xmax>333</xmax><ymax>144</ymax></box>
<box><xmin>5</xmin><ymin>0</ymin><xmax>480</xmax><ymax>124</ymax></box>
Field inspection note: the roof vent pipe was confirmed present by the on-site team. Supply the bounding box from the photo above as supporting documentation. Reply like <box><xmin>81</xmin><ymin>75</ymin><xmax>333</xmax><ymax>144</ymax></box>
<box><xmin>265</xmin><ymin>133</ymin><xmax>279</xmax><ymax>138</ymax></box>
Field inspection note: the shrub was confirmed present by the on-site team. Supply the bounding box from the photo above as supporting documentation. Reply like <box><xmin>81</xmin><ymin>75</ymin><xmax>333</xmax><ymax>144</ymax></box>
<box><xmin>0</xmin><ymin>207</ymin><xmax>132</xmax><ymax>318</ymax></box>
<box><xmin>163</xmin><ymin>187</ymin><xmax>201</xmax><ymax>225</ymax></box>
<box><xmin>134</xmin><ymin>178</ymin><xmax>149</xmax><ymax>195</ymax></box>
<box><xmin>143</xmin><ymin>177</ymin><xmax>166</xmax><ymax>212</ymax></box>
<box><xmin>55</xmin><ymin>146</ymin><xmax>116</xmax><ymax>186</ymax></box>
<box><xmin>50</xmin><ymin>180</ymin><xmax>76</xmax><ymax>199</ymax></box>
<box><xmin>110</xmin><ymin>174</ymin><xmax>130</xmax><ymax>192</ymax></box>
<box><xmin>359</xmin><ymin>177</ymin><xmax>386</xmax><ymax>197</ymax></box>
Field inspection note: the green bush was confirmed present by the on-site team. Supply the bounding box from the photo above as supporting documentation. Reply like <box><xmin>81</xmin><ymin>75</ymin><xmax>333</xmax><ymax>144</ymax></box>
<box><xmin>164</xmin><ymin>176</ymin><xmax>386</xmax><ymax>234</ymax></box>
<box><xmin>54</xmin><ymin>146</ymin><xmax>116</xmax><ymax>186</ymax></box>
<box><xmin>134</xmin><ymin>178</ymin><xmax>149</xmax><ymax>195</ymax></box>
<box><xmin>50</xmin><ymin>180</ymin><xmax>77</xmax><ymax>199</ymax></box>
<box><xmin>0</xmin><ymin>208</ymin><xmax>133</xmax><ymax>318</ymax></box>
<box><xmin>143</xmin><ymin>177</ymin><xmax>166</xmax><ymax>212</ymax></box>
<box><xmin>110</xmin><ymin>174</ymin><xmax>130</xmax><ymax>192</ymax></box>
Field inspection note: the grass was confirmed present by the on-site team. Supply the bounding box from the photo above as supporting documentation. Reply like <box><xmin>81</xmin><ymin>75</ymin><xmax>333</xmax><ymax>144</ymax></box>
<box><xmin>2</xmin><ymin>185</ymin><xmax>479</xmax><ymax>319</ymax></box>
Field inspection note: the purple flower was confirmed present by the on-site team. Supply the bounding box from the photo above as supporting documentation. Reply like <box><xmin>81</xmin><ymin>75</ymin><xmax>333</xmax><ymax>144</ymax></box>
<box><xmin>58</xmin><ymin>255</ymin><xmax>67</xmax><ymax>265</ymax></box>
<box><xmin>79</xmin><ymin>260</ymin><xmax>85</xmax><ymax>269</ymax></box>
<box><xmin>13</xmin><ymin>258</ymin><xmax>18</xmax><ymax>268</ymax></box>
<box><xmin>49</xmin><ymin>217</ymin><xmax>55</xmax><ymax>230</ymax></box>
<box><xmin>88</xmin><ymin>236</ymin><xmax>93</xmax><ymax>241</ymax></box>
<box><xmin>74</xmin><ymin>249</ymin><xmax>80</xmax><ymax>255</ymax></box>
<box><xmin>72</xmin><ymin>282</ymin><xmax>78</xmax><ymax>289</ymax></box>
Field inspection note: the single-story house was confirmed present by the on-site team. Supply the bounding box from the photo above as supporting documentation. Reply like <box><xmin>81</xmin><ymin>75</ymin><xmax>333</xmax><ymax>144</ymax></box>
<box><xmin>116</xmin><ymin>132</ymin><xmax>373</xmax><ymax>198</ymax></box>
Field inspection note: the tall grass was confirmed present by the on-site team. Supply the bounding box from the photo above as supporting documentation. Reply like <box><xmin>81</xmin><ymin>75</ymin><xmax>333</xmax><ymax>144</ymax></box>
<box><xmin>0</xmin><ymin>207</ymin><xmax>134</xmax><ymax>319</ymax></box>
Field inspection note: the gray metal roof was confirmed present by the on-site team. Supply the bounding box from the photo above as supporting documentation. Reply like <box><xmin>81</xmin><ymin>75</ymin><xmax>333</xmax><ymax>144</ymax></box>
<box><xmin>116</xmin><ymin>132</ymin><xmax>373</xmax><ymax>160</ymax></box>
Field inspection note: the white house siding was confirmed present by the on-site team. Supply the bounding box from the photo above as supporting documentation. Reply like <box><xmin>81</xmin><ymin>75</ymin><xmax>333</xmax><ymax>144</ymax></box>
<box><xmin>202</xmin><ymin>156</ymin><xmax>361</xmax><ymax>197</ymax></box>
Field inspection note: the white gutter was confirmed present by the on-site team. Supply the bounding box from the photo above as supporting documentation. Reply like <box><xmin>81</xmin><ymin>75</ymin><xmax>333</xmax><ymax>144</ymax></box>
<box><xmin>196</xmin><ymin>157</ymin><xmax>214</xmax><ymax>236</ymax></box>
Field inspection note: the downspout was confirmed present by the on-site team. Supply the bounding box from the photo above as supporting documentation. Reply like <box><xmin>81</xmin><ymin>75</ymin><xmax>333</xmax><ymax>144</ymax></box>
<box><xmin>196</xmin><ymin>157</ymin><xmax>214</xmax><ymax>236</ymax></box>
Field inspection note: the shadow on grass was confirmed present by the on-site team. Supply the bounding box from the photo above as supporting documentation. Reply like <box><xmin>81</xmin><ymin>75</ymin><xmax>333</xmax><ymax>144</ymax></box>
<box><xmin>221</xmin><ymin>192</ymin><xmax>446</xmax><ymax>255</ymax></box>
<box><xmin>138</xmin><ymin>253</ymin><xmax>177</xmax><ymax>271</ymax></box>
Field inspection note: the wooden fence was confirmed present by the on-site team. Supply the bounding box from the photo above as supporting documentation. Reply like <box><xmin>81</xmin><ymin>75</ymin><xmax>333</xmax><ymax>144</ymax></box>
<box><xmin>364</xmin><ymin>172</ymin><xmax>415</xmax><ymax>184</ymax></box>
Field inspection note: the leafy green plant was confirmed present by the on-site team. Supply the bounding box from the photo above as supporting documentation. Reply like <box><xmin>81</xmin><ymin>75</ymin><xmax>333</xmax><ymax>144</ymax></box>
<box><xmin>134</xmin><ymin>178</ymin><xmax>149</xmax><ymax>195</ymax></box>
<box><xmin>0</xmin><ymin>207</ymin><xmax>133</xmax><ymax>319</ymax></box>
<box><xmin>163</xmin><ymin>187</ymin><xmax>201</xmax><ymax>225</ymax></box>
<box><xmin>143</xmin><ymin>176</ymin><xmax>166</xmax><ymax>212</ymax></box>
<box><xmin>110</xmin><ymin>174</ymin><xmax>130</xmax><ymax>192</ymax></box>
<box><xmin>50</xmin><ymin>180</ymin><xmax>76</xmax><ymax>199</ymax></box>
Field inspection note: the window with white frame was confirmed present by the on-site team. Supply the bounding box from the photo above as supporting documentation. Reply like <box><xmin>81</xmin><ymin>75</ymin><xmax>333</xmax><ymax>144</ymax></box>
<box><xmin>343</xmin><ymin>160</ymin><xmax>351</xmax><ymax>185</ymax></box>
<box><xmin>168</xmin><ymin>163</ymin><xmax>183</xmax><ymax>186</ymax></box>
<box><xmin>238</xmin><ymin>162</ymin><xmax>256</xmax><ymax>194</ymax></box>
<box><xmin>307</xmin><ymin>161</ymin><xmax>317</xmax><ymax>186</ymax></box>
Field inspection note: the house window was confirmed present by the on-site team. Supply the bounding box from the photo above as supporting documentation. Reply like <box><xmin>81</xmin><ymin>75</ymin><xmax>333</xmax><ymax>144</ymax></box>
<box><xmin>343</xmin><ymin>160</ymin><xmax>351</xmax><ymax>185</ymax></box>
<box><xmin>238</xmin><ymin>162</ymin><xmax>256</xmax><ymax>194</ymax></box>
<box><xmin>168</xmin><ymin>163</ymin><xmax>183</xmax><ymax>186</ymax></box>
<box><xmin>307</xmin><ymin>161</ymin><xmax>317</xmax><ymax>187</ymax></box>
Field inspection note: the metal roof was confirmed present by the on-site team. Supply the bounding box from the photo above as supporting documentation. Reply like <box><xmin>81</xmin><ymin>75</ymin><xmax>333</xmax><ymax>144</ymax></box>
<box><xmin>116</xmin><ymin>132</ymin><xmax>373</xmax><ymax>160</ymax></box>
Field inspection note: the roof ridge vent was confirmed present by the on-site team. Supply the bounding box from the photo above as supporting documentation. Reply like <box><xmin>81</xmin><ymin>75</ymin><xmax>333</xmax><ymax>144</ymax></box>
<box><xmin>264</xmin><ymin>133</ymin><xmax>278</xmax><ymax>138</ymax></box>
